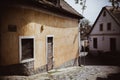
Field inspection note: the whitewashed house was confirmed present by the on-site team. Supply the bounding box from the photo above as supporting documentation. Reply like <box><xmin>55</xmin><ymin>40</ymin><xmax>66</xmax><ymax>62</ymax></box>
<box><xmin>89</xmin><ymin>6</ymin><xmax>120</xmax><ymax>54</ymax></box>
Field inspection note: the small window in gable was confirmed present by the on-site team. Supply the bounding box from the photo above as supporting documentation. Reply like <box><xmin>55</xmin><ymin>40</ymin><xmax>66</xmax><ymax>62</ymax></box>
<box><xmin>107</xmin><ymin>23</ymin><xmax>111</xmax><ymax>31</ymax></box>
<box><xmin>100</xmin><ymin>23</ymin><xmax>103</xmax><ymax>31</ymax></box>
<box><xmin>103</xmin><ymin>11</ymin><xmax>106</xmax><ymax>17</ymax></box>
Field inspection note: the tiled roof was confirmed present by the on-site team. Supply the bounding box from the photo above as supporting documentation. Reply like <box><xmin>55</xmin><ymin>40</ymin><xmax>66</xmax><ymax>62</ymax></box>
<box><xmin>37</xmin><ymin>0</ymin><xmax>81</xmax><ymax>16</ymax></box>
<box><xmin>37</xmin><ymin>0</ymin><xmax>83</xmax><ymax>18</ymax></box>
<box><xmin>89</xmin><ymin>6</ymin><xmax>120</xmax><ymax>35</ymax></box>
<box><xmin>60</xmin><ymin>0</ymin><xmax>81</xmax><ymax>16</ymax></box>
<box><xmin>106</xmin><ymin>6</ymin><xmax>120</xmax><ymax>25</ymax></box>
<box><xmin>0</xmin><ymin>0</ymin><xmax>83</xmax><ymax>19</ymax></box>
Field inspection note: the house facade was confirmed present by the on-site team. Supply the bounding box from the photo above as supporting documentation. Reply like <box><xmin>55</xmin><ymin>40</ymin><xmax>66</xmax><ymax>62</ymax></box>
<box><xmin>0</xmin><ymin>0</ymin><xmax>83</xmax><ymax>75</ymax></box>
<box><xmin>89</xmin><ymin>6</ymin><xmax>120</xmax><ymax>54</ymax></box>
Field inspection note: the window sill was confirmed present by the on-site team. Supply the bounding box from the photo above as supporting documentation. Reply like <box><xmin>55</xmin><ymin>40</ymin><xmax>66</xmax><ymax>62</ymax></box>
<box><xmin>20</xmin><ymin>58</ymin><xmax>34</xmax><ymax>63</ymax></box>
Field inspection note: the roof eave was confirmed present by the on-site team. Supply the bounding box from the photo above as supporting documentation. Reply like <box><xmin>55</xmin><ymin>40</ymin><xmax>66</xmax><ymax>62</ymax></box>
<box><xmin>0</xmin><ymin>0</ymin><xmax>83</xmax><ymax>20</ymax></box>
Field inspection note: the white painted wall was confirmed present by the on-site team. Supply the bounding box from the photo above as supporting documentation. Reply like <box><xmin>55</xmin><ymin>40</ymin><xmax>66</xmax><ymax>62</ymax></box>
<box><xmin>89</xmin><ymin>8</ymin><xmax>120</xmax><ymax>53</ymax></box>
<box><xmin>89</xmin><ymin>35</ymin><xmax>120</xmax><ymax>52</ymax></box>
<box><xmin>91</xmin><ymin>9</ymin><xmax>120</xmax><ymax>35</ymax></box>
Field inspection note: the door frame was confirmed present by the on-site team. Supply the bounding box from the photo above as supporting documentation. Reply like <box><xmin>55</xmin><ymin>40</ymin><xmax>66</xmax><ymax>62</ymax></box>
<box><xmin>46</xmin><ymin>35</ymin><xmax>54</xmax><ymax>67</ymax></box>
<box><xmin>110</xmin><ymin>38</ymin><xmax>116</xmax><ymax>51</ymax></box>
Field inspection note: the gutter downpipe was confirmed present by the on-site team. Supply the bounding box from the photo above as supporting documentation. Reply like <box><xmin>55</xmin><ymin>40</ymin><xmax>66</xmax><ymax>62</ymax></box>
<box><xmin>78</xmin><ymin>20</ymin><xmax>81</xmax><ymax>66</ymax></box>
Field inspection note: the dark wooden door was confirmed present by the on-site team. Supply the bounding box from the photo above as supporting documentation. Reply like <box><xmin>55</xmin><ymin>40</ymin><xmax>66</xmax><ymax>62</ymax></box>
<box><xmin>47</xmin><ymin>37</ymin><xmax>53</xmax><ymax>71</ymax></box>
<box><xmin>110</xmin><ymin>38</ymin><xmax>116</xmax><ymax>51</ymax></box>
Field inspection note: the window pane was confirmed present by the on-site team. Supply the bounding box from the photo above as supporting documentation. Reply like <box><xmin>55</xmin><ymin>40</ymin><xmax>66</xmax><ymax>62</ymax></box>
<box><xmin>21</xmin><ymin>39</ymin><xmax>34</xmax><ymax>60</ymax></box>
<box><xmin>48</xmin><ymin>37</ymin><xmax>53</xmax><ymax>43</ymax></box>
<box><xmin>100</xmin><ymin>23</ymin><xmax>103</xmax><ymax>31</ymax></box>
<box><xmin>93</xmin><ymin>38</ymin><xmax>97</xmax><ymax>48</ymax></box>
<box><xmin>107</xmin><ymin>23</ymin><xmax>111</xmax><ymax>31</ymax></box>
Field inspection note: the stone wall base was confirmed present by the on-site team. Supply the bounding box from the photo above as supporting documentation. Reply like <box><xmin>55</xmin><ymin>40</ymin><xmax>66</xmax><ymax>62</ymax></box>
<box><xmin>0</xmin><ymin>61</ymin><xmax>35</xmax><ymax>76</ymax></box>
<box><xmin>0</xmin><ymin>58</ymin><xmax>78</xmax><ymax>76</ymax></box>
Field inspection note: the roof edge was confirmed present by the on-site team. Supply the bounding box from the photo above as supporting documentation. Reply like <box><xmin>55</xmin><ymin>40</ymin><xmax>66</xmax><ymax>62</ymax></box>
<box><xmin>0</xmin><ymin>0</ymin><xmax>83</xmax><ymax>20</ymax></box>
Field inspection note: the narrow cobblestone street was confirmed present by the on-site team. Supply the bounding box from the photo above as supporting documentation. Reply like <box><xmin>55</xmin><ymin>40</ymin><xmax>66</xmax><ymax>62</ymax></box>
<box><xmin>1</xmin><ymin>53</ymin><xmax>120</xmax><ymax>80</ymax></box>
<box><xmin>0</xmin><ymin>66</ymin><xmax>120</xmax><ymax>80</ymax></box>
<box><xmin>0</xmin><ymin>0</ymin><xmax>120</xmax><ymax>80</ymax></box>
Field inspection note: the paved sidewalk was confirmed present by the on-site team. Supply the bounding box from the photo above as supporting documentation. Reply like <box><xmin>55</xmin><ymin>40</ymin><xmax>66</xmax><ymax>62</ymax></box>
<box><xmin>0</xmin><ymin>66</ymin><xmax>120</xmax><ymax>80</ymax></box>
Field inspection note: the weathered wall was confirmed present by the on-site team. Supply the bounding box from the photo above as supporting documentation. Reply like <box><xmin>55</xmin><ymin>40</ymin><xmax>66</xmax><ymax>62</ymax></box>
<box><xmin>0</xmin><ymin>6</ymin><xmax>79</xmax><ymax>71</ymax></box>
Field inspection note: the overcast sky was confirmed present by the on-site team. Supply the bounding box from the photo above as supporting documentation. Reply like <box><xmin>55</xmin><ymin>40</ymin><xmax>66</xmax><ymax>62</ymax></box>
<box><xmin>65</xmin><ymin>0</ymin><xmax>111</xmax><ymax>24</ymax></box>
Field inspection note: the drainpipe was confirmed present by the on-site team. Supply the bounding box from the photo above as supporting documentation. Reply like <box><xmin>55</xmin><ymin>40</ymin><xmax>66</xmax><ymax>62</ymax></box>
<box><xmin>78</xmin><ymin>20</ymin><xmax>81</xmax><ymax>66</ymax></box>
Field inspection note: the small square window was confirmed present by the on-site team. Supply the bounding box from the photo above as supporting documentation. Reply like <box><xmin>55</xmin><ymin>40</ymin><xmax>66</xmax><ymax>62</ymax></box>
<box><xmin>103</xmin><ymin>11</ymin><xmax>106</xmax><ymax>17</ymax></box>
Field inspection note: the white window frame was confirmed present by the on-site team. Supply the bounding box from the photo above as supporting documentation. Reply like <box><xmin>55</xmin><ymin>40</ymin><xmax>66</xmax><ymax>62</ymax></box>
<box><xmin>46</xmin><ymin>35</ymin><xmax>54</xmax><ymax>64</ymax></box>
<box><xmin>19</xmin><ymin>36</ymin><xmax>35</xmax><ymax>63</ymax></box>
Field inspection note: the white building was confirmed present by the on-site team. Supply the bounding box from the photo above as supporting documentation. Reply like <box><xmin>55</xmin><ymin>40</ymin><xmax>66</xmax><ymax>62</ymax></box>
<box><xmin>89</xmin><ymin>6</ymin><xmax>120</xmax><ymax>54</ymax></box>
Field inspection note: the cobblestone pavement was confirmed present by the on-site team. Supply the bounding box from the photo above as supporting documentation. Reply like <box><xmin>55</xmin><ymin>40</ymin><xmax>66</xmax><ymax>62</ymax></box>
<box><xmin>0</xmin><ymin>66</ymin><xmax>120</xmax><ymax>80</ymax></box>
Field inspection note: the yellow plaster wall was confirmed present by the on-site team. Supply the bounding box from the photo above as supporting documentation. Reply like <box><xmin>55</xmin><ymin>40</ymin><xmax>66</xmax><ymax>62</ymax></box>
<box><xmin>0</xmin><ymin>6</ymin><xmax>79</xmax><ymax>69</ymax></box>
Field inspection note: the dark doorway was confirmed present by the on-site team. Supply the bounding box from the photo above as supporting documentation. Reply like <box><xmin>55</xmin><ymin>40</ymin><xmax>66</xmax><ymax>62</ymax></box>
<box><xmin>110</xmin><ymin>38</ymin><xmax>116</xmax><ymax>51</ymax></box>
<box><xmin>93</xmin><ymin>38</ymin><xmax>97</xmax><ymax>49</ymax></box>
<box><xmin>47</xmin><ymin>36</ymin><xmax>53</xmax><ymax>71</ymax></box>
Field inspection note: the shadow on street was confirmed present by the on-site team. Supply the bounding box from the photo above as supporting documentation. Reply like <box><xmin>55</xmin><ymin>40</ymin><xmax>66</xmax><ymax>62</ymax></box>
<box><xmin>79</xmin><ymin>51</ymin><xmax>120</xmax><ymax>66</ymax></box>
<box><xmin>96</xmin><ymin>73</ymin><xmax>120</xmax><ymax>80</ymax></box>
<box><xmin>79</xmin><ymin>51</ymin><xmax>120</xmax><ymax>80</ymax></box>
